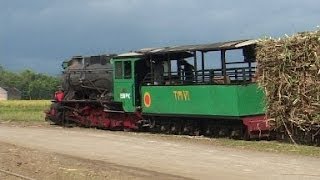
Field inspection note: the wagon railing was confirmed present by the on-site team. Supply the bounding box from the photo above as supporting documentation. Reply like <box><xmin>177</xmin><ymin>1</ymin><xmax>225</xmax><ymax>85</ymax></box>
<box><xmin>142</xmin><ymin>66</ymin><xmax>256</xmax><ymax>86</ymax></box>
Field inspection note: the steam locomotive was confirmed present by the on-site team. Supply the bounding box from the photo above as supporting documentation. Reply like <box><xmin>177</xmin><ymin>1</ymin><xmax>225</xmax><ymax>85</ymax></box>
<box><xmin>46</xmin><ymin>39</ymin><xmax>270</xmax><ymax>139</ymax></box>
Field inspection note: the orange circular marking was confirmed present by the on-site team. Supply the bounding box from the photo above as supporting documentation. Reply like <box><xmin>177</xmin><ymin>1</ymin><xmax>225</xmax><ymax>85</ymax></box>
<box><xmin>143</xmin><ymin>92</ymin><xmax>151</xmax><ymax>108</ymax></box>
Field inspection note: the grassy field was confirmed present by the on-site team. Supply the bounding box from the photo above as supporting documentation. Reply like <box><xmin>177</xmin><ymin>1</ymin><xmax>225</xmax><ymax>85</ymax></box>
<box><xmin>0</xmin><ymin>100</ymin><xmax>51</xmax><ymax>122</ymax></box>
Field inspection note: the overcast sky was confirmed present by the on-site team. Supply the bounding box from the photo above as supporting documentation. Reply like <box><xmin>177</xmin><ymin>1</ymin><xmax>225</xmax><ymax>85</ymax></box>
<box><xmin>1</xmin><ymin>0</ymin><xmax>319</xmax><ymax>75</ymax></box>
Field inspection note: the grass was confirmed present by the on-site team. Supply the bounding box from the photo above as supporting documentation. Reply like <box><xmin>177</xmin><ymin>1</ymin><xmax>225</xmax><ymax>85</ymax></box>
<box><xmin>143</xmin><ymin>133</ymin><xmax>320</xmax><ymax>157</ymax></box>
<box><xmin>214</xmin><ymin>138</ymin><xmax>320</xmax><ymax>157</ymax></box>
<box><xmin>0</xmin><ymin>100</ymin><xmax>51</xmax><ymax>122</ymax></box>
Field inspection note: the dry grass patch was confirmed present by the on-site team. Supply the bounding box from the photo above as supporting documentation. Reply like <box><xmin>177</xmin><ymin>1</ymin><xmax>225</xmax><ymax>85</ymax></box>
<box><xmin>0</xmin><ymin>100</ymin><xmax>51</xmax><ymax>122</ymax></box>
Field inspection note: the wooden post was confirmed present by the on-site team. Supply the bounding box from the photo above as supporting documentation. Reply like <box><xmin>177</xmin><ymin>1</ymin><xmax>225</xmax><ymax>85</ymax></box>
<box><xmin>194</xmin><ymin>51</ymin><xmax>197</xmax><ymax>83</ymax></box>
<box><xmin>177</xmin><ymin>59</ymin><xmax>181</xmax><ymax>83</ymax></box>
<box><xmin>168</xmin><ymin>54</ymin><xmax>171</xmax><ymax>85</ymax></box>
<box><xmin>221</xmin><ymin>50</ymin><xmax>227</xmax><ymax>84</ymax></box>
<box><xmin>201</xmin><ymin>51</ymin><xmax>205</xmax><ymax>83</ymax></box>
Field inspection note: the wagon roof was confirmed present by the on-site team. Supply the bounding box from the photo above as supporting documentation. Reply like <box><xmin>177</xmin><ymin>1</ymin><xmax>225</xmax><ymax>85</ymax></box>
<box><xmin>138</xmin><ymin>39</ymin><xmax>256</xmax><ymax>53</ymax></box>
<box><xmin>117</xmin><ymin>39</ymin><xmax>257</xmax><ymax>58</ymax></box>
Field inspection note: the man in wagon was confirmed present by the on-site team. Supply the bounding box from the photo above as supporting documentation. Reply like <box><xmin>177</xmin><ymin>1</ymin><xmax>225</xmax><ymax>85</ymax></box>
<box><xmin>153</xmin><ymin>60</ymin><xmax>164</xmax><ymax>85</ymax></box>
<box><xmin>181</xmin><ymin>60</ymin><xmax>194</xmax><ymax>83</ymax></box>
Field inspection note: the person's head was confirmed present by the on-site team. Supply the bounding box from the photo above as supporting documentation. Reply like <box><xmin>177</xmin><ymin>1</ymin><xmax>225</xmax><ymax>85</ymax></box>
<box><xmin>180</xmin><ymin>60</ymin><xmax>188</xmax><ymax>65</ymax></box>
<box><xmin>57</xmin><ymin>86</ymin><xmax>64</xmax><ymax>91</ymax></box>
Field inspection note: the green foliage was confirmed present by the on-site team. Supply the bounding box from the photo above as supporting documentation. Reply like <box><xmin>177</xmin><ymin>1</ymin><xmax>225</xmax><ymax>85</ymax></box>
<box><xmin>0</xmin><ymin>65</ymin><xmax>60</xmax><ymax>100</ymax></box>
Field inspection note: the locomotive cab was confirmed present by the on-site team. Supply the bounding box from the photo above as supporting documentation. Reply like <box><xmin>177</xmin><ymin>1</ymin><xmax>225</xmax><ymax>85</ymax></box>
<box><xmin>111</xmin><ymin>55</ymin><xmax>149</xmax><ymax>112</ymax></box>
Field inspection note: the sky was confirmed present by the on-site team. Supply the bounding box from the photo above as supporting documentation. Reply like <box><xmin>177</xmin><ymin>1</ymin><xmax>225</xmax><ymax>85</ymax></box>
<box><xmin>0</xmin><ymin>0</ymin><xmax>319</xmax><ymax>75</ymax></box>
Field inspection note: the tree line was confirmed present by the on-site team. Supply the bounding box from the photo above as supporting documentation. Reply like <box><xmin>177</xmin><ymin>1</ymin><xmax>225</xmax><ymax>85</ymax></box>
<box><xmin>0</xmin><ymin>66</ymin><xmax>60</xmax><ymax>100</ymax></box>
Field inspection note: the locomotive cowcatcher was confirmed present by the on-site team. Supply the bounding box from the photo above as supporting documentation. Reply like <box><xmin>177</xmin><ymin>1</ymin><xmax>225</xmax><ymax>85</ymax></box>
<box><xmin>46</xmin><ymin>39</ymin><xmax>270</xmax><ymax>139</ymax></box>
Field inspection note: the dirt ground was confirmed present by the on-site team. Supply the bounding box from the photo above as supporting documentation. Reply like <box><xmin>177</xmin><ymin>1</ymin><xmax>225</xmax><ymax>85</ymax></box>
<box><xmin>0</xmin><ymin>142</ymin><xmax>185</xmax><ymax>180</ymax></box>
<box><xmin>0</xmin><ymin>123</ymin><xmax>320</xmax><ymax>180</ymax></box>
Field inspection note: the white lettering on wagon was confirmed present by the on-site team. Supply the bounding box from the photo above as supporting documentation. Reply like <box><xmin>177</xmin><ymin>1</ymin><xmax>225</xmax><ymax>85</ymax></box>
<box><xmin>120</xmin><ymin>93</ymin><xmax>131</xmax><ymax>99</ymax></box>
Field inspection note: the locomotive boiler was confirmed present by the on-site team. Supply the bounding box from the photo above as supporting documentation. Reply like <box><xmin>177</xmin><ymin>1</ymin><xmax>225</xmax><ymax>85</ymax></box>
<box><xmin>61</xmin><ymin>55</ymin><xmax>115</xmax><ymax>101</ymax></box>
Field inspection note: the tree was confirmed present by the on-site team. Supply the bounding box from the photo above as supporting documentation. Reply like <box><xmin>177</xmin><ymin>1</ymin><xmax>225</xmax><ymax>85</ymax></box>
<box><xmin>0</xmin><ymin>66</ymin><xmax>60</xmax><ymax>99</ymax></box>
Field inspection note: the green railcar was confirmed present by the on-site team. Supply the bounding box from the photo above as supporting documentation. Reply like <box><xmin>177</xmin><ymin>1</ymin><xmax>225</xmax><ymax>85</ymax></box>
<box><xmin>140</xmin><ymin>84</ymin><xmax>264</xmax><ymax>117</ymax></box>
<box><xmin>112</xmin><ymin>39</ymin><xmax>270</xmax><ymax>139</ymax></box>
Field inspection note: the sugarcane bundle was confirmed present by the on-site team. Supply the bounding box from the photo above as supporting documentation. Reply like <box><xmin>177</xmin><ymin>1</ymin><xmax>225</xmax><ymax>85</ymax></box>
<box><xmin>256</xmin><ymin>30</ymin><xmax>320</xmax><ymax>142</ymax></box>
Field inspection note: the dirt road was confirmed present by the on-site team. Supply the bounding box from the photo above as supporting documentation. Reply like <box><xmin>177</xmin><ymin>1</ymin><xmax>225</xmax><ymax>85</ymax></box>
<box><xmin>0</xmin><ymin>125</ymin><xmax>319</xmax><ymax>180</ymax></box>
<box><xmin>0</xmin><ymin>142</ymin><xmax>183</xmax><ymax>180</ymax></box>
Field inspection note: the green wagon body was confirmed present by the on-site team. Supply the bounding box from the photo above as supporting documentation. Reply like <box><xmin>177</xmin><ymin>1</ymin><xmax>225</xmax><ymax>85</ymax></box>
<box><xmin>140</xmin><ymin>84</ymin><xmax>265</xmax><ymax>117</ymax></box>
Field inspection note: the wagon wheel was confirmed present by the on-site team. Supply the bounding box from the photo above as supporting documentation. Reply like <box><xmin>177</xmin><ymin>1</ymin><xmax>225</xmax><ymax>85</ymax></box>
<box><xmin>243</xmin><ymin>127</ymin><xmax>251</xmax><ymax>141</ymax></box>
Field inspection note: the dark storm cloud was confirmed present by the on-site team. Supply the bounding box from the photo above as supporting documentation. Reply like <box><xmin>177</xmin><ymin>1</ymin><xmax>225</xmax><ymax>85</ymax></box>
<box><xmin>0</xmin><ymin>0</ymin><xmax>319</xmax><ymax>74</ymax></box>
